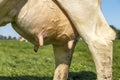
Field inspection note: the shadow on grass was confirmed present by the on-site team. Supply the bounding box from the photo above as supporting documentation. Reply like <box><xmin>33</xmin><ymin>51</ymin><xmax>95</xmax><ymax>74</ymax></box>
<box><xmin>0</xmin><ymin>76</ymin><xmax>53</xmax><ymax>80</ymax></box>
<box><xmin>0</xmin><ymin>71</ymin><xmax>96</xmax><ymax>80</ymax></box>
<box><xmin>68</xmin><ymin>71</ymin><xmax>97</xmax><ymax>80</ymax></box>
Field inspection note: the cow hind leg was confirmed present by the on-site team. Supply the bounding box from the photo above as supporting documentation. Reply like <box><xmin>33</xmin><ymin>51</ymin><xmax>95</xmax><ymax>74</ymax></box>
<box><xmin>53</xmin><ymin>40</ymin><xmax>77</xmax><ymax>80</ymax></box>
<box><xmin>53</xmin><ymin>1</ymin><xmax>115</xmax><ymax>79</ymax></box>
<box><xmin>88</xmin><ymin>38</ymin><xmax>114</xmax><ymax>80</ymax></box>
<box><xmin>87</xmin><ymin>17</ymin><xmax>116</xmax><ymax>80</ymax></box>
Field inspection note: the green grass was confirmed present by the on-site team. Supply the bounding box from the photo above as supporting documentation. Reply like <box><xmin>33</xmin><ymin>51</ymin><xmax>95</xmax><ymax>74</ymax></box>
<box><xmin>0</xmin><ymin>40</ymin><xmax>119</xmax><ymax>80</ymax></box>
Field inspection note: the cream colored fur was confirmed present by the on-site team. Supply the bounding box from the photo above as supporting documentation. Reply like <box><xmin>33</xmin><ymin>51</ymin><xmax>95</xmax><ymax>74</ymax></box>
<box><xmin>0</xmin><ymin>0</ymin><xmax>78</xmax><ymax>80</ymax></box>
<box><xmin>0</xmin><ymin>0</ymin><xmax>116</xmax><ymax>80</ymax></box>
<box><xmin>54</xmin><ymin>0</ymin><xmax>116</xmax><ymax>80</ymax></box>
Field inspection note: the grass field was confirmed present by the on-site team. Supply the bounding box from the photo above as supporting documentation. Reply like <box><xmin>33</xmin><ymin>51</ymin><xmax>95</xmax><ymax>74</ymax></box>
<box><xmin>0</xmin><ymin>40</ymin><xmax>119</xmax><ymax>80</ymax></box>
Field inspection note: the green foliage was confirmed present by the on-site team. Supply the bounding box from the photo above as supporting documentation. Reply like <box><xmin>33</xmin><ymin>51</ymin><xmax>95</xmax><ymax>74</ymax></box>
<box><xmin>116</xmin><ymin>30</ymin><xmax>120</xmax><ymax>39</ymax></box>
<box><xmin>110</xmin><ymin>25</ymin><xmax>120</xmax><ymax>39</ymax></box>
<box><xmin>0</xmin><ymin>40</ymin><xmax>119</xmax><ymax>80</ymax></box>
<box><xmin>113</xmin><ymin>40</ymin><xmax>120</xmax><ymax>80</ymax></box>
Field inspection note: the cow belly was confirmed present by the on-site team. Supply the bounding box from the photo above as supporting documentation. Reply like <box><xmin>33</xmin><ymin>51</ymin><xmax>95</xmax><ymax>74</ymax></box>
<box><xmin>13</xmin><ymin>0</ymin><xmax>77</xmax><ymax>46</ymax></box>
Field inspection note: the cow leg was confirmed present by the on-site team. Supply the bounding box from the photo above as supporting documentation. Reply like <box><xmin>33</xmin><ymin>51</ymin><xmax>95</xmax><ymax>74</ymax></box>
<box><xmin>53</xmin><ymin>40</ymin><xmax>77</xmax><ymax>80</ymax></box>
<box><xmin>53</xmin><ymin>45</ymin><xmax>72</xmax><ymax>80</ymax></box>
<box><xmin>88</xmin><ymin>38</ymin><xmax>114</xmax><ymax>80</ymax></box>
<box><xmin>53</xmin><ymin>0</ymin><xmax>116</xmax><ymax>80</ymax></box>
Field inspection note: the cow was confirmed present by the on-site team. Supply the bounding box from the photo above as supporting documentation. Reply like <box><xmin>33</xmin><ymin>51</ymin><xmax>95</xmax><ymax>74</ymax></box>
<box><xmin>0</xmin><ymin>0</ymin><xmax>78</xmax><ymax>80</ymax></box>
<box><xmin>0</xmin><ymin>0</ymin><xmax>116</xmax><ymax>80</ymax></box>
<box><xmin>53</xmin><ymin>0</ymin><xmax>116</xmax><ymax>80</ymax></box>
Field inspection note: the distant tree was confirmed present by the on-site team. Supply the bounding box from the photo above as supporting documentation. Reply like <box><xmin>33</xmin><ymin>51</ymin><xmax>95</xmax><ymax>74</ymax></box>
<box><xmin>8</xmin><ymin>36</ymin><xmax>12</xmax><ymax>40</ymax></box>
<box><xmin>116</xmin><ymin>30</ymin><xmax>120</xmax><ymax>39</ymax></box>
<box><xmin>0</xmin><ymin>35</ymin><xmax>7</xmax><ymax>40</ymax></box>
<box><xmin>13</xmin><ymin>37</ymin><xmax>17</xmax><ymax>40</ymax></box>
<box><xmin>0</xmin><ymin>35</ymin><xmax>3</xmax><ymax>39</ymax></box>
<box><xmin>110</xmin><ymin>25</ymin><xmax>117</xmax><ymax>31</ymax></box>
<box><xmin>3</xmin><ymin>36</ymin><xmax>7</xmax><ymax>40</ymax></box>
<box><xmin>110</xmin><ymin>25</ymin><xmax>120</xmax><ymax>39</ymax></box>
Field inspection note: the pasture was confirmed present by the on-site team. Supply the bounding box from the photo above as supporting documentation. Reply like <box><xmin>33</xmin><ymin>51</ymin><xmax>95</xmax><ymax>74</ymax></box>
<box><xmin>0</xmin><ymin>40</ymin><xmax>119</xmax><ymax>80</ymax></box>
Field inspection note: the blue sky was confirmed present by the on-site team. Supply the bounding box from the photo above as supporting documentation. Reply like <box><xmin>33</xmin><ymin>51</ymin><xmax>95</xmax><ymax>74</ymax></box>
<box><xmin>0</xmin><ymin>0</ymin><xmax>120</xmax><ymax>38</ymax></box>
<box><xmin>102</xmin><ymin>0</ymin><xmax>120</xmax><ymax>29</ymax></box>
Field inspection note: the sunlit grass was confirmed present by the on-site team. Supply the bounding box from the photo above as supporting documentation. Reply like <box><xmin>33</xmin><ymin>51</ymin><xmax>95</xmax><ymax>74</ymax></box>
<box><xmin>0</xmin><ymin>40</ymin><xmax>119</xmax><ymax>80</ymax></box>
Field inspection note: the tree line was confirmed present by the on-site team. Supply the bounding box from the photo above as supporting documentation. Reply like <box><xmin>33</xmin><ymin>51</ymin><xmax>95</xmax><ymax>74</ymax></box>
<box><xmin>110</xmin><ymin>25</ymin><xmax>120</xmax><ymax>39</ymax></box>
<box><xmin>0</xmin><ymin>35</ymin><xmax>17</xmax><ymax>40</ymax></box>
